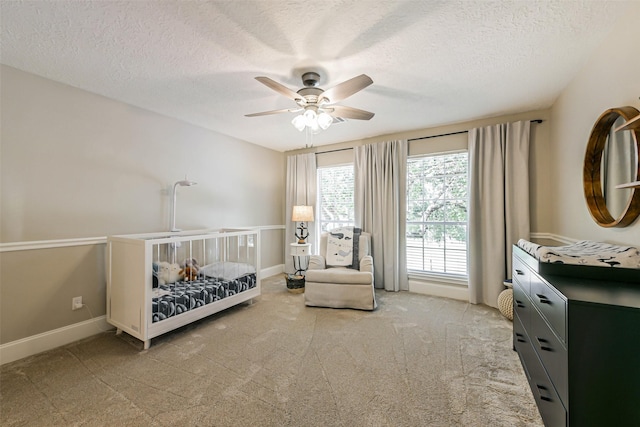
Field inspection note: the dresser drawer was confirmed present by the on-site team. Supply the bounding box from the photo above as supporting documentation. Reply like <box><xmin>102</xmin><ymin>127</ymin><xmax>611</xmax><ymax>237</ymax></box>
<box><xmin>530</xmin><ymin>275</ymin><xmax>566</xmax><ymax>343</ymax></box>
<box><xmin>514</xmin><ymin>314</ymin><xmax>566</xmax><ymax>427</ymax></box>
<box><xmin>513</xmin><ymin>255</ymin><xmax>531</xmax><ymax>294</ymax></box>
<box><xmin>527</xmin><ymin>351</ymin><xmax>567</xmax><ymax>427</ymax></box>
<box><xmin>530</xmin><ymin>307</ymin><xmax>568</xmax><ymax>406</ymax></box>
<box><xmin>513</xmin><ymin>312</ymin><xmax>534</xmax><ymax>379</ymax></box>
<box><xmin>513</xmin><ymin>279</ymin><xmax>531</xmax><ymax>329</ymax></box>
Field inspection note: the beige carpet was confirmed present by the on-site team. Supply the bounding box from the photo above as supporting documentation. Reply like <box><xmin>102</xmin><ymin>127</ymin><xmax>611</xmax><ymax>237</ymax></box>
<box><xmin>1</xmin><ymin>275</ymin><xmax>543</xmax><ymax>426</ymax></box>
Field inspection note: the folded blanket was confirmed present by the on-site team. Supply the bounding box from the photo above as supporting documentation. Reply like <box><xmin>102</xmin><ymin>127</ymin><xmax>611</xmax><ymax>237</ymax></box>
<box><xmin>517</xmin><ymin>239</ymin><xmax>640</xmax><ymax>269</ymax></box>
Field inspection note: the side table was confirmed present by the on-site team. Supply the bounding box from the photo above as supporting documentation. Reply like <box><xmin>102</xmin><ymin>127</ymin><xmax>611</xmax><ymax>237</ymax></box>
<box><xmin>287</xmin><ymin>243</ymin><xmax>311</xmax><ymax>293</ymax></box>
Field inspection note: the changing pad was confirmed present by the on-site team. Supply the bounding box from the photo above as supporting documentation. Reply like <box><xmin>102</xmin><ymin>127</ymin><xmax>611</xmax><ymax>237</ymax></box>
<box><xmin>517</xmin><ymin>239</ymin><xmax>640</xmax><ymax>269</ymax></box>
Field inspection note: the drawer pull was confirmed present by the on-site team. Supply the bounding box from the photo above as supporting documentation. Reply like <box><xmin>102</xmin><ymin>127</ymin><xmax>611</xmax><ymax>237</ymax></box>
<box><xmin>515</xmin><ymin>299</ymin><xmax>526</xmax><ymax>308</ymax></box>
<box><xmin>536</xmin><ymin>337</ymin><xmax>553</xmax><ymax>352</ymax></box>
<box><xmin>536</xmin><ymin>384</ymin><xmax>553</xmax><ymax>402</ymax></box>
<box><xmin>515</xmin><ymin>269</ymin><xmax>525</xmax><ymax>276</ymax></box>
<box><xmin>515</xmin><ymin>332</ymin><xmax>526</xmax><ymax>343</ymax></box>
<box><xmin>535</xmin><ymin>294</ymin><xmax>551</xmax><ymax>304</ymax></box>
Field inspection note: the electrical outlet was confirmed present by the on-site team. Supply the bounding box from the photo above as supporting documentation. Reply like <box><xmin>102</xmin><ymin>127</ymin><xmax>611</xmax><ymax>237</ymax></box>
<box><xmin>72</xmin><ymin>296</ymin><xmax>83</xmax><ymax>310</ymax></box>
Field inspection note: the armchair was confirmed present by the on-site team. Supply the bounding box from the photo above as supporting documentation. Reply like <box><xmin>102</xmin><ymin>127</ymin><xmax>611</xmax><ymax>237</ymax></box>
<box><xmin>304</xmin><ymin>231</ymin><xmax>376</xmax><ymax>310</ymax></box>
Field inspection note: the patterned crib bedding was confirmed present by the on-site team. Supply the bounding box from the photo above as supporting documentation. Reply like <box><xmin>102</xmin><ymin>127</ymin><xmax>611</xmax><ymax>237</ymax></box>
<box><xmin>152</xmin><ymin>273</ymin><xmax>256</xmax><ymax>323</ymax></box>
<box><xmin>517</xmin><ymin>239</ymin><xmax>640</xmax><ymax>269</ymax></box>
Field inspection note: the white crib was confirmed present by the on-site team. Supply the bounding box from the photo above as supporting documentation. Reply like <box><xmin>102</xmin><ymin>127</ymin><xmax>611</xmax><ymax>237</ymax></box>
<box><xmin>107</xmin><ymin>228</ymin><xmax>260</xmax><ymax>349</ymax></box>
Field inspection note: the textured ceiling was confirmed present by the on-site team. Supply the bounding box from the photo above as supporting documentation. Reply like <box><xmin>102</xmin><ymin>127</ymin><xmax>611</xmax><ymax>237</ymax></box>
<box><xmin>0</xmin><ymin>1</ymin><xmax>631</xmax><ymax>152</ymax></box>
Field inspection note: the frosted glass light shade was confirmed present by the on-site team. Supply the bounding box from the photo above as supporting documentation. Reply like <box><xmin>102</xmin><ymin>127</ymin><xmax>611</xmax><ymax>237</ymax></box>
<box><xmin>318</xmin><ymin>112</ymin><xmax>333</xmax><ymax>130</ymax></box>
<box><xmin>303</xmin><ymin>109</ymin><xmax>317</xmax><ymax>126</ymax></box>
<box><xmin>291</xmin><ymin>115</ymin><xmax>306</xmax><ymax>131</ymax></box>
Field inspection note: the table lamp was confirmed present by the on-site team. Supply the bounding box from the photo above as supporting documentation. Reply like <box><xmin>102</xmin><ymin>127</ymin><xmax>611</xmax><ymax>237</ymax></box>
<box><xmin>292</xmin><ymin>205</ymin><xmax>314</xmax><ymax>244</ymax></box>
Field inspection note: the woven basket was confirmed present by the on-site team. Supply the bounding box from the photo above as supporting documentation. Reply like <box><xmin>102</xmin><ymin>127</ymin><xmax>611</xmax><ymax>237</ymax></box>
<box><xmin>498</xmin><ymin>288</ymin><xmax>513</xmax><ymax>321</ymax></box>
<box><xmin>285</xmin><ymin>274</ymin><xmax>305</xmax><ymax>293</ymax></box>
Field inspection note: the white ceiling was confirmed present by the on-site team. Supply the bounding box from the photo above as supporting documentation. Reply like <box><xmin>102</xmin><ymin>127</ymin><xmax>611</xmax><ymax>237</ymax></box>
<box><xmin>0</xmin><ymin>1</ymin><xmax>630</xmax><ymax>152</ymax></box>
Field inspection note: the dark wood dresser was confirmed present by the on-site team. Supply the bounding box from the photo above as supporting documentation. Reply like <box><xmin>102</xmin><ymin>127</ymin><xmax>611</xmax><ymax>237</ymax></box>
<box><xmin>512</xmin><ymin>245</ymin><xmax>640</xmax><ymax>427</ymax></box>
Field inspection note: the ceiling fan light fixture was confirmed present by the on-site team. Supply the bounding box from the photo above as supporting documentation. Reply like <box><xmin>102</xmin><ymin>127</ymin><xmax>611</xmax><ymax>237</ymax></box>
<box><xmin>249</xmin><ymin>72</ymin><xmax>374</xmax><ymax>134</ymax></box>
<box><xmin>292</xmin><ymin>108</ymin><xmax>332</xmax><ymax>132</ymax></box>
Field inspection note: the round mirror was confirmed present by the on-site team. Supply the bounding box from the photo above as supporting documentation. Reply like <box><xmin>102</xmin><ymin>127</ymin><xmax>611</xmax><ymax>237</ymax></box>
<box><xmin>583</xmin><ymin>106</ymin><xmax>640</xmax><ymax>227</ymax></box>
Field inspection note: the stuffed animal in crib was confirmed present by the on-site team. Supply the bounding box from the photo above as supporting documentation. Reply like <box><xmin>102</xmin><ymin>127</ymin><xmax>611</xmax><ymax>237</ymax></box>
<box><xmin>181</xmin><ymin>258</ymin><xmax>200</xmax><ymax>270</ymax></box>
<box><xmin>180</xmin><ymin>265</ymin><xmax>199</xmax><ymax>281</ymax></box>
<box><xmin>157</xmin><ymin>262</ymin><xmax>183</xmax><ymax>285</ymax></box>
<box><xmin>179</xmin><ymin>258</ymin><xmax>200</xmax><ymax>281</ymax></box>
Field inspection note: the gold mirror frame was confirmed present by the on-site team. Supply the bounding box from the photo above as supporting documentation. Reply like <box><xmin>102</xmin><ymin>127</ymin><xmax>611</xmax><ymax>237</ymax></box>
<box><xmin>583</xmin><ymin>106</ymin><xmax>640</xmax><ymax>227</ymax></box>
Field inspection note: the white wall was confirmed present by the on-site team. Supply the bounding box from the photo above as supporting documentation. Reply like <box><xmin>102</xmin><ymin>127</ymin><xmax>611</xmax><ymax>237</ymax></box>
<box><xmin>548</xmin><ymin>3</ymin><xmax>640</xmax><ymax>245</ymax></box>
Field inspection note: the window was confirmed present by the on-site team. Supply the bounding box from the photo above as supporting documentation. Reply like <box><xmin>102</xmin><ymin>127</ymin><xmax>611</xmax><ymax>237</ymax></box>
<box><xmin>406</xmin><ymin>152</ymin><xmax>468</xmax><ymax>277</ymax></box>
<box><xmin>317</xmin><ymin>165</ymin><xmax>354</xmax><ymax>232</ymax></box>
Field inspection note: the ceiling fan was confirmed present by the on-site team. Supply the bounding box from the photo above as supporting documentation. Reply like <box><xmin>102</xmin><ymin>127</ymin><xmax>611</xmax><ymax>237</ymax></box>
<box><xmin>245</xmin><ymin>72</ymin><xmax>375</xmax><ymax>132</ymax></box>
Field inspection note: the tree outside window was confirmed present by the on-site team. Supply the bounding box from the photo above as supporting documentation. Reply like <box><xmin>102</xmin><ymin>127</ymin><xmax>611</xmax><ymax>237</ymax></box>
<box><xmin>406</xmin><ymin>152</ymin><xmax>468</xmax><ymax>276</ymax></box>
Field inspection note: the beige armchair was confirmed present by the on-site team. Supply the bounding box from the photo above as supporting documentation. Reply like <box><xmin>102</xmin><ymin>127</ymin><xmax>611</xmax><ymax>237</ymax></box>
<box><xmin>304</xmin><ymin>231</ymin><xmax>376</xmax><ymax>310</ymax></box>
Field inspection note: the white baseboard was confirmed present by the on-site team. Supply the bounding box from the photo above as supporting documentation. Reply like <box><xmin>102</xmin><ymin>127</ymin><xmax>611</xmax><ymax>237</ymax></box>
<box><xmin>0</xmin><ymin>316</ymin><xmax>112</xmax><ymax>366</ymax></box>
<box><xmin>261</xmin><ymin>264</ymin><xmax>284</xmax><ymax>279</ymax></box>
<box><xmin>1</xmin><ymin>265</ymin><xmax>284</xmax><ymax>366</ymax></box>
<box><xmin>409</xmin><ymin>279</ymin><xmax>469</xmax><ymax>301</ymax></box>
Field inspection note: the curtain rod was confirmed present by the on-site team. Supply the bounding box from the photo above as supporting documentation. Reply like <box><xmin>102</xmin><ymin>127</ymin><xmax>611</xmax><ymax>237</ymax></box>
<box><xmin>315</xmin><ymin>146</ymin><xmax>354</xmax><ymax>155</ymax></box>
<box><xmin>408</xmin><ymin>119</ymin><xmax>543</xmax><ymax>142</ymax></box>
<box><xmin>314</xmin><ymin>119</ymin><xmax>543</xmax><ymax>154</ymax></box>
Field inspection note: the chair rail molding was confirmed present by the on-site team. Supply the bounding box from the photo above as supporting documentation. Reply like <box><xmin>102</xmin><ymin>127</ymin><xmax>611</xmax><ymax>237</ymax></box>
<box><xmin>529</xmin><ymin>232</ymin><xmax>577</xmax><ymax>245</ymax></box>
<box><xmin>0</xmin><ymin>225</ymin><xmax>287</xmax><ymax>253</ymax></box>
<box><xmin>0</xmin><ymin>236</ymin><xmax>107</xmax><ymax>252</ymax></box>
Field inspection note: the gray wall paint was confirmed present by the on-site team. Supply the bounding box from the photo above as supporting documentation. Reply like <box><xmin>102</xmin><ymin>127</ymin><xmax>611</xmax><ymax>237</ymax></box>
<box><xmin>1</xmin><ymin>65</ymin><xmax>285</xmax><ymax>241</ymax></box>
<box><xmin>1</xmin><ymin>66</ymin><xmax>285</xmax><ymax>344</ymax></box>
<box><xmin>1</xmin><ymin>244</ymin><xmax>106</xmax><ymax>343</ymax></box>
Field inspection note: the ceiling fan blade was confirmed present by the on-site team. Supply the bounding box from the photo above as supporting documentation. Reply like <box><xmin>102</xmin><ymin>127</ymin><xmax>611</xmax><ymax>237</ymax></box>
<box><xmin>328</xmin><ymin>105</ymin><xmax>375</xmax><ymax>120</ymax></box>
<box><xmin>255</xmin><ymin>76</ymin><xmax>304</xmax><ymax>102</ymax></box>
<box><xmin>245</xmin><ymin>108</ymin><xmax>301</xmax><ymax>117</ymax></box>
<box><xmin>320</xmin><ymin>74</ymin><xmax>373</xmax><ymax>104</ymax></box>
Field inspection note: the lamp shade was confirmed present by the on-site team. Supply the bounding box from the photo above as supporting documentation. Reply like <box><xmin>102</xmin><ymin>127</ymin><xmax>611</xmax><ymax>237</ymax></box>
<box><xmin>292</xmin><ymin>205</ymin><xmax>314</xmax><ymax>222</ymax></box>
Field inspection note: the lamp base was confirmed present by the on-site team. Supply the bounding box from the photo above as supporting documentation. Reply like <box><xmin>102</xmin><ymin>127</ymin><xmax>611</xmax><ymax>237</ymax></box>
<box><xmin>295</xmin><ymin>222</ymin><xmax>309</xmax><ymax>245</ymax></box>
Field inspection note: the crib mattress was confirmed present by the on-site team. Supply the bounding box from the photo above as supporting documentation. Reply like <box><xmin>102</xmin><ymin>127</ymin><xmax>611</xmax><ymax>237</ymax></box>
<box><xmin>152</xmin><ymin>274</ymin><xmax>256</xmax><ymax>323</ymax></box>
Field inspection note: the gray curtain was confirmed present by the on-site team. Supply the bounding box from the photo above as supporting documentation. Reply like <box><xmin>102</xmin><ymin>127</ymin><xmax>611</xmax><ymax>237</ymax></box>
<box><xmin>285</xmin><ymin>153</ymin><xmax>317</xmax><ymax>274</ymax></box>
<box><xmin>354</xmin><ymin>140</ymin><xmax>408</xmax><ymax>291</ymax></box>
<box><xmin>468</xmin><ymin>120</ymin><xmax>530</xmax><ymax>307</ymax></box>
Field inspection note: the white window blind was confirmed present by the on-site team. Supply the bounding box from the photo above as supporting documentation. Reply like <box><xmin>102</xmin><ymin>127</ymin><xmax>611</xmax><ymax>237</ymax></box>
<box><xmin>317</xmin><ymin>165</ymin><xmax>355</xmax><ymax>233</ymax></box>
